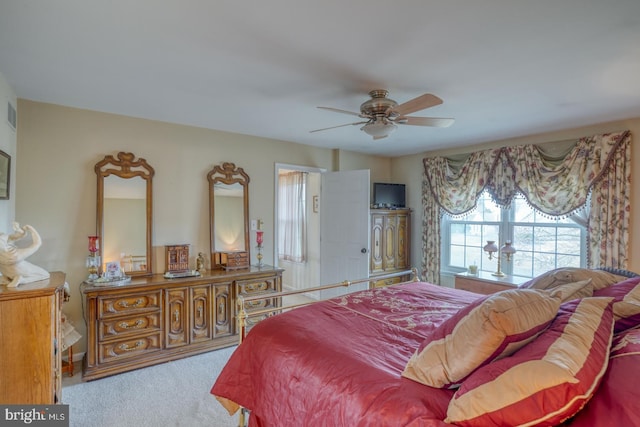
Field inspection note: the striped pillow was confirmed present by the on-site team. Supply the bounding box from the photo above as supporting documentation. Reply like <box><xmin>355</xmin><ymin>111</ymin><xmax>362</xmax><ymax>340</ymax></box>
<box><xmin>445</xmin><ymin>297</ymin><xmax>614</xmax><ymax>427</ymax></box>
<box><xmin>593</xmin><ymin>276</ymin><xmax>640</xmax><ymax>332</ymax></box>
<box><xmin>402</xmin><ymin>288</ymin><xmax>562</xmax><ymax>388</ymax></box>
<box><xmin>568</xmin><ymin>327</ymin><xmax>640</xmax><ymax>426</ymax></box>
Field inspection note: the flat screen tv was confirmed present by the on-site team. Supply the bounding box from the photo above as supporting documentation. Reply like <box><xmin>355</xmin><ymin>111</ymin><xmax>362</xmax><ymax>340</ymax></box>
<box><xmin>373</xmin><ymin>182</ymin><xmax>405</xmax><ymax>208</ymax></box>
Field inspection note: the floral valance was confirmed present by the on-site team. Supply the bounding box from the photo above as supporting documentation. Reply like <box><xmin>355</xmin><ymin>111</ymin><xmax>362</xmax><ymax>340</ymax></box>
<box><xmin>423</xmin><ymin>131</ymin><xmax>630</xmax><ymax>217</ymax></box>
<box><xmin>421</xmin><ymin>130</ymin><xmax>631</xmax><ymax>284</ymax></box>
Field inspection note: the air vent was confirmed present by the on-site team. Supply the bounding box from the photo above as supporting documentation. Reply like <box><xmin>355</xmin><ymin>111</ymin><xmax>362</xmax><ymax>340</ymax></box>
<box><xmin>7</xmin><ymin>102</ymin><xmax>16</xmax><ymax>130</ymax></box>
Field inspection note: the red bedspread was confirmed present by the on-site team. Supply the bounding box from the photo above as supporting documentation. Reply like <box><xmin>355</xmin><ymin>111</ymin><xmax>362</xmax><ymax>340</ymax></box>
<box><xmin>211</xmin><ymin>282</ymin><xmax>480</xmax><ymax>427</ymax></box>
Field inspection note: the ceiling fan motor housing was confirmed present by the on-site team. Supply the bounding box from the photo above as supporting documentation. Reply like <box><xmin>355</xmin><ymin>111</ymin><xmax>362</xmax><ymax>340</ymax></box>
<box><xmin>360</xmin><ymin>90</ymin><xmax>399</xmax><ymax>118</ymax></box>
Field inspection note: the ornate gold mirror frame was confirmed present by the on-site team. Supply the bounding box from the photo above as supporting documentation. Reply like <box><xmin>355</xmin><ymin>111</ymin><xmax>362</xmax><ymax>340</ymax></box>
<box><xmin>95</xmin><ymin>152</ymin><xmax>154</xmax><ymax>277</ymax></box>
<box><xmin>207</xmin><ymin>162</ymin><xmax>250</xmax><ymax>270</ymax></box>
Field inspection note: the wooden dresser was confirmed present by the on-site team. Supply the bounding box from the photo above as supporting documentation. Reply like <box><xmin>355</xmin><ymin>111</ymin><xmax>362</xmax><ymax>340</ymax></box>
<box><xmin>454</xmin><ymin>271</ymin><xmax>527</xmax><ymax>294</ymax></box>
<box><xmin>81</xmin><ymin>266</ymin><xmax>282</xmax><ymax>381</ymax></box>
<box><xmin>370</xmin><ymin>208</ymin><xmax>411</xmax><ymax>287</ymax></box>
<box><xmin>0</xmin><ymin>271</ymin><xmax>66</xmax><ymax>403</ymax></box>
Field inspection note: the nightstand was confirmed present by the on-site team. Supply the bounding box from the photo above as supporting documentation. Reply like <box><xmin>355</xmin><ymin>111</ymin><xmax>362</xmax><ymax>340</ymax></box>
<box><xmin>455</xmin><ymin>271</ymin><xmax>528</xmax><ymax>295</ymax></box>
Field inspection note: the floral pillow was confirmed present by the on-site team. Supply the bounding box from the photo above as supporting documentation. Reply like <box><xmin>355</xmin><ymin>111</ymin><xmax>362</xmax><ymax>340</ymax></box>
<box><xmin>402</xmin><ymin>288</ymin><xmax>563</xmax><ymax>388</ymax></box>
<box><xmin>593</xmin><ymin>276</ymin><xmax>640</xmax><ymax>332</ymax></box>
<box><xmin>445</xmin><ymin>297</ymin><xmax>614</xmax><ymax>427</ymax></box>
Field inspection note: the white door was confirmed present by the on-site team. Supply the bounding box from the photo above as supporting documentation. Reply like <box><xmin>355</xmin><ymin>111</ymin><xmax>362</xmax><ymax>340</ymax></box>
<box><xmin>319</xmin><ymin>169</ymin><xmax>370</xmax><ymax>298</ymax></box>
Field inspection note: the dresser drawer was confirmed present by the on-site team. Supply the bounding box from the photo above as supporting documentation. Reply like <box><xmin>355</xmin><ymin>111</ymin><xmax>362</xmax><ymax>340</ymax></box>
<box><xmin>98</xmin><ymin>332</ymin><xmax>162</xmax><ymax>364</ymax></box>
<box><xmin>99</xmin><ymin>312</ymin><xmax>162</xmax><ymax>340</ymax></box>
<box><xmin>241</xmin><ymin>296</ymin><xmax>279</xmax><ymax>312</ymax></box>
<box><xmin>236</xmin><ymin>277</ymin><xmax>278</xmax><ymax>296</ymax></box>
<box><xmin>98</xmin><ymin>291</ymin><xmax>162</xmax><ymax>318</ymax></box>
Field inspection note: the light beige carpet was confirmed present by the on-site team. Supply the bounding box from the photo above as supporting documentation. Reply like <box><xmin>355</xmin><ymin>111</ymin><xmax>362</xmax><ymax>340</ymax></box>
<box><xmin>62</xmin><ymin>346</ymin><xmax>239</xmax><ymax>427</ymax></box>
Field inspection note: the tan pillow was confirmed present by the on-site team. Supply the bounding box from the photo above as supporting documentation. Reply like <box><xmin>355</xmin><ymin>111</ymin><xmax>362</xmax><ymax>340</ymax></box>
<box><xmin>594</xmin><ymin>276</ymin><xmax>640</xmax><ymax>332</ymax></box>
<box><xmin>402</xmin><ymin>288</ymin><xmax>562</xmax><ymax>388</ymax></box>
<box><xmin>445</xmin><ymin>297</ymin><xmax>614</xmax><ymax>426</ymax></box>
<box><xmin>549</xmin><ymin>279</ymin><xmax>594</xmax><ymax>302</ymax></box>
<box><xmin>522</xmin><ymin>267</ymin><xmax>623</xmax><ymax>291</ymax></box>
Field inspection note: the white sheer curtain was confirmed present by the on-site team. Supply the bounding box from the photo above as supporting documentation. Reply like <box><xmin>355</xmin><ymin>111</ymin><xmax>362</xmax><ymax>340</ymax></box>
<box><xmin>278</xmin><ymin>171</ymin><xmax>307</xmax><ymax>263</ymax></box>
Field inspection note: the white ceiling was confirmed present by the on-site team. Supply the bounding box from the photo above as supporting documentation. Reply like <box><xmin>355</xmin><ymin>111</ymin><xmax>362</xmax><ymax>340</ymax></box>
<box><xmin>1</xmin><ymin>1</ymin><xmax>640</xmax><ymax>157</ymax></box>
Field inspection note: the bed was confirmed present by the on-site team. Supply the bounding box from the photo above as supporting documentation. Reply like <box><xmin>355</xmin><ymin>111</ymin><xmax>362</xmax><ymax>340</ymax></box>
<box><xmin>211</xmin><ymin>268</ymin><xmax>640</xmax><ymax>426</ymax></box>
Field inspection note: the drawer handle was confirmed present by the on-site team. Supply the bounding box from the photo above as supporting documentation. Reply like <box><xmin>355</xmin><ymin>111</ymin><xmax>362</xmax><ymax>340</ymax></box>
<box><xmin>118</xmin><ymin>340</ymin><xmax>144</xmax><ymax>352</ymax></box>
<box><xmin>245</xmin><ymin>283</ymin><xmax>267</xmax><ymax>292</ymax></box>
<box><xmin>174</xmin><ymin>309</ymin><xmax>180</xmax><ymax>323</ymax></box>
<box><xmin>119</xmin><ymin>319</ymin><xmax>144</xmax><ymax>329</ymax></box>
<box><xmin>118</xmin><ymin>298</ymin><xmax>144</xmax><ymax>308</ymax></box>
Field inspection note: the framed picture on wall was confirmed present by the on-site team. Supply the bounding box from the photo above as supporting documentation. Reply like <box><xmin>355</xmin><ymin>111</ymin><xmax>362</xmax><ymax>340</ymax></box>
<box><xmin>0</xmin><ymin>150</ymin><xmax>9</xmax><ymax>200</ymax></box>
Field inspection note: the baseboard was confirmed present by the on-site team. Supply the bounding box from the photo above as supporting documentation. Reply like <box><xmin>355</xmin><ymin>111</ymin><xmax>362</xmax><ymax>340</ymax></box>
<box><xmin>63</xmin><ymin>352</ymin><xmax>85</xmax><ymax>363</ymax></box>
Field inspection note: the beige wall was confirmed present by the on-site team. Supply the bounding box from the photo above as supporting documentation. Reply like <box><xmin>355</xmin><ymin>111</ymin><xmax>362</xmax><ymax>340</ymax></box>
<box><xmin>15</xmin><ymin>100</ymin><xmax>392</xmax><ymax>354</ymax></box>
<box><xmin>391</xmin><ymin>118</ymin><xmax>640</xmax><ymax>278</ymax></box>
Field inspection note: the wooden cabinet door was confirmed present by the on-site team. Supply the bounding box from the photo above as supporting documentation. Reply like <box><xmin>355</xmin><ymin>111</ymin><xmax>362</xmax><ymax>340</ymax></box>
<box><xmin>166</xmin><ymin>288</ymin><xmax>189</xmax><ymax>348</ymax></box>
<box><xmin>213</xmin><ymin>283</ymin><xmax>232</xmax><ymax>338</ymax></box>
<box><xmin>396</xmin><ymin>213</ymin><xmax>409</xmax><ymax>269</ymax></box>
<box><xmin>190</xmin><ymin>285</ymin><xmax>212</xmax><ymax>343</ymax></box>
<box><xmin>382</xmin><ymin>214</ymin><xmax>397</xmax><ymax>270</ymax></box>
<box><xmin>370</xmin><ymin>213</ymin><xmax>384</xmax><ymax>273</ymax></box>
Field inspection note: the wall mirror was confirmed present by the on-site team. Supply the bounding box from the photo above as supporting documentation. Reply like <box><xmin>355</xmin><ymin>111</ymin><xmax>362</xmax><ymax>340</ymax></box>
<box><xmin>207</xmin><ymin>162</ymin><xmax>250</xmax><ymax>270</ymax></box>
<box><xmin>96</xmin><ymin>152</ymin><xmax>154</xmax><ymax>277</ymax></box>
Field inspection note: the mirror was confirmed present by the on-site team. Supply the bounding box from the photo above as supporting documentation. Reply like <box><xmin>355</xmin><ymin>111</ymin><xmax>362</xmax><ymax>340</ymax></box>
<box><xmin>96</xmin><ymin>152</ymin><xmax>154</xmax><ymax>277</ymax></box>
<box><xmin>208</xmin><ymin>162</ymin><xmax>250</xmax><ymax>270</ymax></box>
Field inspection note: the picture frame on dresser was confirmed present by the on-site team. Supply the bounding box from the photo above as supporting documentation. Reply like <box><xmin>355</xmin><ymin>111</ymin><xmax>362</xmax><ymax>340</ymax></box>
<box><xmin>0</xmin><ymin>149</ymin><xmax>10</xmax><ymax>200</ymax></box>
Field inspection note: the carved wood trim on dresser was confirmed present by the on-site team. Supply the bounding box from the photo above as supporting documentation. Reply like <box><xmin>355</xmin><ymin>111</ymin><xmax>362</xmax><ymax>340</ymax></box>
<box><xmin>0</xmin><ymin>272</ymin><xmax>66</xmax><ymax>403</ymax></box>
<box><xmin>81</xmin><ymin>266</ymin><xmax>282</xmax><ymax>381</ymax></box>
<box><xmin>369</xmin><ymin>209</ymin><xmax>411</xmax><ymax>288</ymax></box>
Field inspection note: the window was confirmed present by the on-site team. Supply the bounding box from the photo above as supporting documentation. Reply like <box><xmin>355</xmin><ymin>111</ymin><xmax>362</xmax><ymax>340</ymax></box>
<box><xmin>442</xmin><ymin>190</ymin><xmax>586</xmax><ymax>279</ymax></box>
<box><xmin>278</xmin><ymin>171</ymin><xmax>307</xmax><ymax>263</ymax></box>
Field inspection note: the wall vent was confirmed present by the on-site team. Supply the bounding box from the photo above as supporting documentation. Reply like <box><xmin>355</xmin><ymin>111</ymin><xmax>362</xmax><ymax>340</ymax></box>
<box><xmin>7</xmin><ymin>101</ymin><xmax>16</xmax><ymax>130</ymax></box>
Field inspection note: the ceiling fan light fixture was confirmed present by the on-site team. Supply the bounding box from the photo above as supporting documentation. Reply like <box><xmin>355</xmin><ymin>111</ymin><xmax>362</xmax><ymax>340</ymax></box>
<box><xmin>361</xmin><ymin>121</ymin><xmax>397</xmax><ymax>138</ymax></box>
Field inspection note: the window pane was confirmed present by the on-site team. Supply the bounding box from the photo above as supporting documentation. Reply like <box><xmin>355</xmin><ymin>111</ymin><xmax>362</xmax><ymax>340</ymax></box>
<box><xmin>466</xmin><ymin>223</ymin><xmax>483</xmax><ymax>246</ymax></box>
<box><xmin>513</xmin><ymin>251</ymin><xmax>533</xmax><ymax>277</ymax></box>
<box><xmin>480</xmin><ymin>197</ymin><xmax>500</xmax><ymax>222</ymax></box>
<box><xmin>450</xmin><ymin>245</ymin><xmax>465</xmax><ymax>268</ymax></box>
<box><xmin>450</xmin><ymin>223</ymin><xmax>465</xmax><ymax>245</ymax></box>
<box><xmin>513</xmin><ymin>197</ymin><xmax>534</xmax><ymax>222</ymax></box>
<box><xmin>482</xmin><ymin>224</ymin><xmax>500</xmax><ymax>243</ymax></box>
<box><xmin>514</xmin><ymin>225</ymin><xmax>533</xmax><ymax>251</ymax></box>
<box><xmin>533</xmin><ymin>227</ymin><xmax>557</xmax><ymax>252</ymax></box>
<box><xmin>557</xmin><ymin>254</ymin><xmax>581</xmax><ymax>267</ymax></box>
<box><xmin>557</xmin><ymin>228</ymin><xmax>581</xmax><ymax>253</ymax></box>
<box><xmin>463</xmin><ymin>209</ymin><xmax>484</xmax><ymax>222</ymax></box>
<box><xmin>533</xmin><ymin>252</ymin><xmax>557</xmax><ymax>275</ymax></box>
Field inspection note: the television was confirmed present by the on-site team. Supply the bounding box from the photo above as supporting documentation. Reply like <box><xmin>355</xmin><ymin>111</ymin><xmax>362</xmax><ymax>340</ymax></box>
<box><xmin>373</xmin><ymin>182</ymin><xmax>406</xmax><ymax>208</ymax></box>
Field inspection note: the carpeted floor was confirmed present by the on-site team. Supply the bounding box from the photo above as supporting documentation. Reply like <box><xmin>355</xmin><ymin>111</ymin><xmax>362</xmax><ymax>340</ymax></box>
<box><xmin>62</xmin><ymin>346</ymin><xmax>239</xmax><ymax>427</ymax></box>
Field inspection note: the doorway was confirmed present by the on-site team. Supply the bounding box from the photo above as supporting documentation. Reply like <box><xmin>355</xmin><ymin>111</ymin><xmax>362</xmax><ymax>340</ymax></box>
<box><xmin>274</xmin><ymin>164</ymin><xmax>324</xmax><ymax>296</ymax></box>
<box><xmin>274</xmin><ymin>164</ymin><xmax>371</xmax><ymax>300</ymax></box>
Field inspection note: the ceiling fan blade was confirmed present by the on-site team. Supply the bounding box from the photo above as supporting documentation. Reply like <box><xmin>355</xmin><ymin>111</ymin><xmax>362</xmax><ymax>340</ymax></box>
<box><xmin>396</xmin><ymin>116</ymin><xmax>455</xmax><ymax>127</ymax></box>
<box><xmin>389</xmin><ymin>93</ymin><xmax>443</xmax><ymax>116</ymax></box>
<box><xmin>317</xmin><ymin>106</ymin><xmax>364</xmax><ymax>117</ymax></box>
<box><xmin>310</xmin><ymin>121</ymin><xmax>368</xmax><ymax>133</ymax></box>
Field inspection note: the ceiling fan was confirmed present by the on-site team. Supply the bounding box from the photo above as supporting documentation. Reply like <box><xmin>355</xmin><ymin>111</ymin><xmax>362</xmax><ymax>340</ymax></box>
<box><xmin>311</xmin><ymin>89</ymin><xmax>455</xmax><ymax>140</ymax></box>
